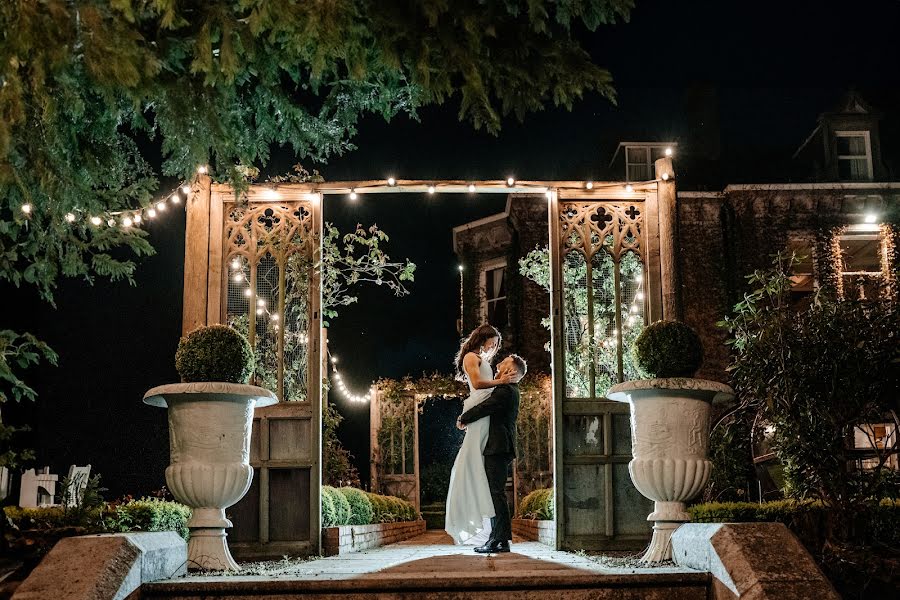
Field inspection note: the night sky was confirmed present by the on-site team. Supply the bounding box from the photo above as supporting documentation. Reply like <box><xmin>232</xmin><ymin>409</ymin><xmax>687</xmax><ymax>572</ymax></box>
<box><xmin>7</xmin><ymin>0</ymin><xmax>900</xmax><ymax>496</ymax></box>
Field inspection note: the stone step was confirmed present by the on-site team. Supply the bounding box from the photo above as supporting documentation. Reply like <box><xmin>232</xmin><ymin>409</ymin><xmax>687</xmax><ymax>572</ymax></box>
<box><xmin>142</xmin><ymin>571</ymin><xmax>710</xmax><ymax>599</ymax></box>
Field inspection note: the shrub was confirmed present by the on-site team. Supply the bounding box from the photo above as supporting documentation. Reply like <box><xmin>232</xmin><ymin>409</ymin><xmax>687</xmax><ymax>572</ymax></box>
<box><xmin>632</xmin><ymin>320</ymin><xmax>703</xmax><ymax>378</ymax></box>
<box><xmin>322</xmin><ymin>486</ymin><xmax>350</xmax><ymax>526</ymax></box>
<box><xmin>338</xmin><ymin>487</ymin><xmax>373</xmax><ymax>526</ymax></box>
<box><xmin>321</xmin><ymin>487</ymin><xmax>337</xmax><ymax>528</ymax></box>
<box><xmin>518</xmin><ymin>487</ymin><xmax>554</xmax><ymax>520</ymax></box>
<box><xmin>419</xmin><ymin>462</ymin><xmax>452</xmax><ymax>503</ymax></box>
<box><xmin>175</xmin><ymin>324</ymin><xmax>254</xmax><ymax>384</ymax></box>
<box><xmin>365</xmin><ymin>492</ymin><xmax>417</xmax><ymax>523</ymax></box>
<box><xmin>105</xmin><ymin>498</ymin><xmax>192</xmax><ymax>541</ymax></box>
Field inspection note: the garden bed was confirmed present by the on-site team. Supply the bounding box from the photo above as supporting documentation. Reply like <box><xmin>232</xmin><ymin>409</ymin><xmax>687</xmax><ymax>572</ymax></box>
<box><xmin>323</xmin><ymin>519</ymin><xmax>426</xmax><ymax>556</ymax></box>
<box><xmin>511</xmin><ymin>518</ymin><xmax>555</xmax><ymax>546</ymax></box>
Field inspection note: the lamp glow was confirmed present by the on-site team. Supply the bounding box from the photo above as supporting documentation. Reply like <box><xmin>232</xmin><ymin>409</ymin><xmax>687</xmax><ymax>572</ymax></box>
<box><xmin>349</xmin><ymin>190</ymin><xmax>358</xmax><ymax>201</ymax></box>
<box><xmin>157</xmin><ymin>202</ymin><xmax>166</xmax><ymax>211</ymax></box>
<box><xmin>665</xmin><ymin>147</ymin><xmax>673</xmax><ymax>156</ymax></box>
<box><xmin>256</xmin><ymin>308</ymin><xmax>263</xmax><ymax>315</ymax></box>
<box><xmin>243</xmin><ymin>288</ymin><xmax>252</xmax><ymax>298</ymax></box>
<box><xmin>387</xmin><ymin>177</ymin><xmax>396</xmax><ymax>186</ymax></box>
<box><xmin>65</xmin><ymin>213</ymin><xmax>76</xmax><ymax>223</ymax></box>
<box><xmin>91</xmin><ymin>216</ymin><xmax>102</xmax><ymax>226</ymax></box>
<box><xmin>148</xmin><ymin>208</ymin><xmax>157</xmax><ymax>218</ymax></box>
<box><xmin>625</xmin><ymin>184</ymin><xmax>634</xmax><ymax>193</ymax></box>
<box><xmin>257</xmin><ymin>298</ymin><xmax>265</xmax><ymax>307</ymax></box>
<box><xmin>21</xmin><ymin>204</ymin><xmax>32</xmax><ymax>214</ymax></box>
<box><xmin>506</xmin><ymin>177</ymin><xmax>515</xmax><ymax>187</ymax></box>
<box><xmin>170</xmin><ymin>194</ymin><xmax>181</xmax><ymax>204</ymax></box>
<box><xmin>468</xmin><ymin>184</ymin><xmax>476</xmax><ymax>193</ymax></box>
<box><xmin>458</xmin><ymin>264</ymin><xmax>464</xmax><ymax>272</ymax></box>
<box><xmin>197</xmin><ymin>165</ymin><xmax>208</xmax><ymax>174</ymax></box>
<box><xmin>181</xmin><ymin>185</ymin><xmax>191</xmax><ymax>194</ymax></box>
<box><xmin>231</xmin><ymin>259</ymin><xmax>240</xmax><ymax>269</ymax></box>
<box><xmin>233</xmin><ymin>273</ymin><xmax>243</xmax><ymax>282</ymax></box>
<box><xmin>133</xmin><ymin>214</ymin><xmax>142</xmax><ymax>224</ymax></box>
<box><xmin>864</xmin><ymin>213</ymin><xmax>878</xmax><ymax>223</ymax></box>
<box><xmin>427</xmin><ymin>185</ymin><xmax>436</xmax><ymax>194</ymax></box>
<box><xmin>662</xmin><ymin>172</ymin><xmax>670</xmax><ymax>181</ymax></box>
<box><xmin>585</xmin><ymin>181</ymin><xmax>594</xmax><ymax>190</ymax></box>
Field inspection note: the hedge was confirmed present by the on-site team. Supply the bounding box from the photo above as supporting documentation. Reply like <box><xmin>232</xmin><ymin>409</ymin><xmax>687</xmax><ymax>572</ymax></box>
<box><xmin>688</xmin><ymin>499</ymin><xmax>900</xmax><ymax>550</ymax></box>
<box><xmin>4</xmin><ymin>497</ymin><xmax>192</xmax><ymax>540</ymax></box>
<box><xmin>320</xmin><ymin>487</ymin><xmax>418</xmax><ymax>527</ymax></box>
<box><xmin>518</xmin><ymin>488</ymin><xmax>554</xmax><ymax>520</ymax></box>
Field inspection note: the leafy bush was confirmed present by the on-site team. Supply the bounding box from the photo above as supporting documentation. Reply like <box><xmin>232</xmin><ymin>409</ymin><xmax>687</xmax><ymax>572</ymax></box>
<box><xmin>632</xmin><ymin>320</ymin><xmax>703</xmax><ymax>378</ymax></box>
<box><xmin>321</xmin><ymin>486</ymin><xmax>351</xmax><ymax>526</ymax></box>
<box><xmin>321</xmin><ymin>487</ymin><xmax>337</xmax><ymax>528</ymax></box>
<box><xmin>518</xmin><ymin>487</ymin><xmax>554</xmax><ymax>520</ymax></box>
<box><xmin>104</xmin><ymin>498</ymin><xmax>192</xmax><ymax>541</ymax></box>
<box><xmin>4</xmin><ymin>498</ymin><xmax>191</xmax><ymax>540</ymax></box>
<box><xmin>338</xmin><ymin>487</ymin><xmax>373</xmax><ymax>526</ymax></box>
<box><xmin>365</xmin><ymin>492</ymin><xmax>418</xmax><ymax>524</ymax></box>
<box><xmin>175</xmin><ymin>324</ymin><xmax>254</xmax><ymax>384</ymax></box>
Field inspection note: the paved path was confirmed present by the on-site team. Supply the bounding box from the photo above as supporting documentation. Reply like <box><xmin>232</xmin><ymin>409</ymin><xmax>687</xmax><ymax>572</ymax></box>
<box><xmin>166</xmin><ymin>530</ymin><xmax>698</xmax><ymax>584</ymax></box>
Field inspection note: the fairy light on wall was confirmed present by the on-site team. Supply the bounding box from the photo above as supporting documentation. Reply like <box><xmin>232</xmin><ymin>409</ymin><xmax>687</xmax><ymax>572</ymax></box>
<box><xmin>328</xmin><ymin>353</ymin><xmax>373</xmax><ymax>403</ymax></box>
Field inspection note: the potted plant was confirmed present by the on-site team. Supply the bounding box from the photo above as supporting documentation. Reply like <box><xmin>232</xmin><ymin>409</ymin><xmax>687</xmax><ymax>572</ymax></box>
<box><xmin>607</xmin><ymin>320</ymin><xmax>733</xmax><ymax>562</ymax></box>
<box><xmin>143</xmin><ymin>325</ymin><xmax>277</xmax><ymax>571</ymax></box>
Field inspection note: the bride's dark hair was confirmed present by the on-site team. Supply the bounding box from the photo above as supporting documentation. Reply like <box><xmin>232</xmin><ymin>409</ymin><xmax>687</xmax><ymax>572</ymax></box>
<box><xmin>454</xmin><ymin>324</ymin><xmax>502</xmax><ymax>381</ymax></box>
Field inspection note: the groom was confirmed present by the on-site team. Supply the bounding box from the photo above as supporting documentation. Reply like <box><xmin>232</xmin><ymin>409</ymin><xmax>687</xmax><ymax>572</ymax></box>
<box><xmin>456</xmin><ymin>353</ymin><xmax>527</xmax><ymax>554</ymax></box>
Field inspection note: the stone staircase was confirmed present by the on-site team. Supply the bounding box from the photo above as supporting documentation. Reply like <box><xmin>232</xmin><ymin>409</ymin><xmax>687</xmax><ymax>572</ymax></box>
<box><xmin>419</xmin><ymin>500</ymin><xmax>446</xmax><ymax>530</ymax></box>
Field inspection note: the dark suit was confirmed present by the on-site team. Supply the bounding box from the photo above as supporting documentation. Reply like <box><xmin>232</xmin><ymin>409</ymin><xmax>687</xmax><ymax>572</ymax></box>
<box><xmin>458</xmin><ymin>383</ymin><xmax>520</xmax><ymax>543</ymax></box>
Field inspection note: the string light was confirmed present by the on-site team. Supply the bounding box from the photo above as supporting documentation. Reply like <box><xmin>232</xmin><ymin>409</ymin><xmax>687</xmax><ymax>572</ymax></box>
<box><xmin>468</xmin><ymin>183</ymin><xmax>476</xmax><ymax>193</ymax></box>
<box><xmin>197</xmin><ymin>165</ymin><xmax>208</xmax><ymax>174</ymax></box>
<box><xmin>181</xmin><ymin>185</ymin><xmax>191</xmax><ymax>194</ymax></box>
<box><xmin>122</xmin><ymin>217</ymin><xmax>133</xmax><ymax>228</ymax></box>
<box><xmin>133</xmin><ymin>214</ymin><xmax>142</xmax><ymax>224</ymax></box>
<box><xmin>387</xmin><ymin>177</ymin><xmax>396</xmax><ymax>187</ymax></box>
<box><xmin>156</xmin><ymin>201</ymin><xmax>166</xmax><ymax>211</ymax></box>
<box><xmin>65</xmin><ymin>213</ymin><xmax>76</xmax><ymax>223</ymax></box>
<box><xmin>625</xmin><ymin>184</ymin><xmax>634</xmax><ymax>193</ymax></box>
<box><xmin>349</xmin><ymin>190</ymin><xmax>358</xmax><ymax>201</ymax></box>
<box><xmin>170</xmin><ymin>194</ymin><xmax>181</xmax><ymax>204</ymax></box>
<box><xmin>665</xmin><ymin>147</ymin><xmax>673</xmax><ymax>157</ymax></box>
<box><xmin>233</xmin><ymin>273</ymin><xmax>243</xmax><ymax>282</ymax></box>
<box><xmin>243</xmin><ymin>288</ymin><xmax>252</xmax><ymax>297</ymax></box>
<box><xmin>91</xmin><ymin>216</ymin><xmax>102</xmax><ymax>226</ymax></box>
<box><xmin>257</xmin><ymin>298</ymin><xmax>266</xmax><ymax>307</ymax></box>
<box><xmin>231</xmin><ymin>259</ymin><xmax>241</xmax><ymax>269</ymax></box>
<box><xmin>585</xmin><ymin>181</ymin><xmax>594</xmax><ymax>190</ymax></box>
<box><xmin>107</xmin><ymin>218</ymin><xmax>116</xmax><ymax>227</ymax></box>
<box><xmin>148</xmin><ymin>208</ymin><xmax>157</xmax><ymax>218</ymax></box>
<box><xmin>427</xmin><ymin>185</ymin><xmax>436</xmax><ymax>194</ymax></box>
<box><xmin>21</xmin><ymin>204</ymin><xmax>32</xmax><ymax>215</ymax></box>
<box><xmin>661</xmin><ymin>172</ymin><xmax>670</xmax><ymax>181</ymax></box>
<box><xmin>506</xmin><ymin>177</ymin><xmax>515</xmax><ymax>187</ymax></box>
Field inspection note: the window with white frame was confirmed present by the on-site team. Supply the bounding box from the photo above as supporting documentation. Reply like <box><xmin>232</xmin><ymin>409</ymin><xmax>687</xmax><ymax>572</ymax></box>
<box><xmin>625</xmin><ymin>145</ymin><xmax>669</xmax><ymax>182</ymax></box>
<box><xmin>839</xmin><ymin>230</ymin><xmax>884</xmax><ymax>300</ymax></box>
<box><xmin>480</xmin><ymin>260</ymin><xmax>508</xmax><ymax>328</ymax></box>
<box><xmin>853</xmin><ymin>422</ymin><xmax>898</xmax><ymax>471</ymax></box>
<box><xmin>835</xmin><ymin>131</ymin><xmax>873</xmax><ymax>181</ymax></box>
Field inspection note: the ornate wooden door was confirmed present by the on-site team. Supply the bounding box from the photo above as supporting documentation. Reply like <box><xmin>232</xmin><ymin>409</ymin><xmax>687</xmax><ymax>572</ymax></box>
<box><xmin>200</xmin><ymin>184</ymin><xmax>323</xmax><ymax>559</ymax></box>
<box><xmin>548</xmin><ymin>188</ymin><xmax>661</xmax><ymax>551</ymax></box>
<box><xmin>369</xmin><ymin>389</ymin><xmax>420</xmax><ymax>510</ymax></box>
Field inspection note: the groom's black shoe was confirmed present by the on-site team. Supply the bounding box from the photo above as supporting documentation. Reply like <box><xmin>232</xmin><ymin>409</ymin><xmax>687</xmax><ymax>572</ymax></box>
<box><xmin>474</xmin><ymin>540</ymin><xmax>510</xmax><ymax>554</ymax></box>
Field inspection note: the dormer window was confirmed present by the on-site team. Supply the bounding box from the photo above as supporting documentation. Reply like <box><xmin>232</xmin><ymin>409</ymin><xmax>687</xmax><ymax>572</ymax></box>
<box><xmin>617</xmin><ymin>143</ymin><xmax>674</xmax><ymax>182</ymax></box>
<box><xmin>835</xmin><ymin>131</ymin><xmax>873</xmax><ymax>181</ymax></box>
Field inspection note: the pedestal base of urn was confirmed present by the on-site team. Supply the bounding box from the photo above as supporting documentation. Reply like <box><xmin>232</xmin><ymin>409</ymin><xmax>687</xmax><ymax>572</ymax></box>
<box><xmin>641</xmin><ymin>521</ymin><xmax>682</xmax><ymax>563</ymax></box>
<box><xmin>186</xmin><ymin>508</ymin><xmax>239</xmax><ymax>571</ymax></box>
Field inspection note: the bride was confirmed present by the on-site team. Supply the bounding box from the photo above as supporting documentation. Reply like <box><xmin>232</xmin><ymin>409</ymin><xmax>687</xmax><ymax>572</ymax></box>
<box><xmin>444</xmin><ymin>324</ymin><xmax>515</xmax><ymax>545</ymax></box>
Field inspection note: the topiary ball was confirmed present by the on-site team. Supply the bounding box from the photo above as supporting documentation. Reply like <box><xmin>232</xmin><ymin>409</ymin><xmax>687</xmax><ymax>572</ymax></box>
<box><xmin>632</xmin><ymin>320</ymin><xmax>703</xmax><ymax>378</ymax></box>
<box><xmin>175</xmin><ymin>324</ymin><xmax>254</xmax><ymax>384</ymax></box>
<box><xmin>338</xmin><ymin>487</ymin><xmax>374</xmax><ymax>526</ymax></box>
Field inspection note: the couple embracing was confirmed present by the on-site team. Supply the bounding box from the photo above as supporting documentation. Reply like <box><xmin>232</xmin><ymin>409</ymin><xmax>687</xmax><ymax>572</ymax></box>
<box><xmin>445</xmin><ymin>324</ymin><xmax>527</xmax><ymax>554</ymax></box>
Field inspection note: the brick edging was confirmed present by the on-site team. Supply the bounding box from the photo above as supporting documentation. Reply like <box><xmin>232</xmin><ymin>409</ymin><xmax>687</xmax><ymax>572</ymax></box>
<box><xmin>512</xmin><ymin>518</ymin><xmax>555</xmax><ymax>546</ymax></box>
<box><xmin>323</xmin><ymin>520</ymin><xmax>426</xmax><ymax>556</ymax></box>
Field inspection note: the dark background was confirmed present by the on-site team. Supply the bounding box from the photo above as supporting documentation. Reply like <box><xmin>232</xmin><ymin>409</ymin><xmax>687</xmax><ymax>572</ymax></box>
<box><xmin>7</xmin><ymin>0</ymin><xmax>900</xmax><ymax>496</ymax></box>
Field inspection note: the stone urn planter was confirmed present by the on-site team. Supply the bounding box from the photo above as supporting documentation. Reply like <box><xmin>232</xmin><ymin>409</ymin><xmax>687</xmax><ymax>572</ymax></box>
<box><xmin>144</xmin><ymin>324</ymin><xmax>275</xmax><ymax>571</ymax></box>
<box><xmin>607</xmin><ymin>319</ymin><xmax>734</xmax><ymax>562</ymax></box>
<box><xmin>144</xmin><ymin>382</ymin><xmax>276</xmax><ymax>570</ymax></box>
<box><xmin>607</xmin><ymin>378</ymin><xmax>733</xmax><ymax>562</ymax></box>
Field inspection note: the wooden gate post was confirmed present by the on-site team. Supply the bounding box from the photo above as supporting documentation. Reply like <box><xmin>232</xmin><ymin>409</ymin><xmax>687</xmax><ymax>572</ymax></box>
<box><xmin>655</xmin><ymin>158</ymin><xmax>681</xmax><ymax>320</ymax></box>
<box><xmin>182</xmin><ymin>174</ymin><xmax>213</xmax><ymax>334</ymax></box>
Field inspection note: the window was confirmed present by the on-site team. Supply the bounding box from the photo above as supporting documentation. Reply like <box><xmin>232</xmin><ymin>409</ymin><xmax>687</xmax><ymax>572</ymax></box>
<box><xmin>839</xmin><ymin>231</ymin><xmax>883</xmax><ymax>300</ymax></box>
<box><xmin>625</xmin><ymin>146</ymin><xmax>668</xmax><ymax>182</ymax></box>
<box><xmin>835</xmin><ymin>131</ymin><xmax>873</xmax><ymax>181</ymax></box>
<box><xmin>787</xmin><ymin>238</ymin><xmax>816</xmax><ymax>310</ymax></box>
<box><xmin>853</xmin><ymin>422</ymin><xmax>898</xmax><ymax>471</ymax></box>
<box><xmin>481</xmin><ymin>263</ymin><xmax>508</xmax><ymax>328</ymax></box>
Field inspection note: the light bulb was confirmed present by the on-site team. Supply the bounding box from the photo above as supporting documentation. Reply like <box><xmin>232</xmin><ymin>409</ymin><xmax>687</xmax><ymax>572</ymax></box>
<box><xmin>636</xmin><ymin>291</ymin><xmax>644</xmax><ymax>300</ymax></box>
<box><xmin>630</xmin><ymin>305</ymin><xmax>638</xmax><ymax>313</ymax></box>
<box><xmin>231</xmin><ymin>259</ymin><xmax>240</xmax><ymax>269</ymax></box>
<box><xmin>122</xmin><ymin>217</ymin><xmax>133</xmax><ymax>227</ymax></box>
<box><xmin>458</xmin><ymin>264</ymin><xmax>464</xmax><ymax>272</ymax></box>
<box><xmin>107</xmin><ymin>218</ymin><xmax>116</xmax><ymax>227</ymax></box>
<box><xmin>157</xmin><ymin>202</ymin><xmax>166</xmax><ymax>211</ymax></box>
<box><xmin>243</xmin><ymin>288</ymin><xmax>252</xmax><ymax>297</ymax></box>
<box><xmin>181</xmin><ymin>185</ymin><xmax>191</xmax><ymax>194</ymax></box>
<box><xmin>331</xmin><ymin>356</ymin><xmax>338</xmax><ymax>364</ymax></box>
<box><xmin>427</xmin><ymin>185</ymin><xmax>435</xmax><ymax>194</ymax></box>
<box><xmin>65</xmin><ymin>213</ymin><xmax>76</xmax><ymax>223</ymax></box>
<box><xmin>148</xmin><ymin>208</ymin><xmax>157</xmax><ymax>218</ymax></box>
<box><xmin>628</xmin><ymin>316</ymin><xmax>636</xmax><ymax>325</ymax></box>
<box><xmin>271</xmin><ymin>313</ymin><xmax>279</xmax><ymax>321</ymax></box>
<box><xmin>256</xmin><ymin>308</ymin><xmax>263</xmax><ymax>315</ymax></box>
<box><xmin>585</xmin><ymin>181</ymin><xmax>594</xmax><ymax>190</ymax></box>
<box><xmin>197</xmin><ymin>165</ymin><xmax>208</xmax><ymax>174</ymax></box>
<box><xmin>233</xmin><ymin>273</ymin><xmax>243</xmax><ymax>282</ymax></box>
<box><xmin>349</xmin><ymin>190</ymin><xmax>358</xmax><ymax>201</ymax></box>
<box><xmin>665</xmin><ymin>147</ymin><xmax>673</xmax><ymax>156</ymax></box>
<box><xmin>387</xmin><ymin>177</ymin><xmax>396</xmax><ymax>186</ymax></box>
<box><xmin>91</xmin><ymin>216</ymin><xmax>102</xmax><ymax>226</ymax></box>
<box><xmin>506</xmin><ymin>177</ymin><xmax>515</xmax><ymax>187</ymax></box>
<box><xmin>170</xmin><ymin>194</ymin><xmax>181</xmax><ymax>204</ymax></box>
<box><xmin>625</xmin><ymin>184</ymin><xmax>634</xmax><ymax>193</ymax></box>
<box><xmin>21</xmin><ymin>204</ymin><xmax>31</xmax><ymax>214</ymax></box>
<box><xmin>864</xmin><ymin>213</ymin><xmax>878</xmax><ymax>224</ymax></box>
<box><xmin>662</xmin><ymin>172</ymin><xmax>669</xmax><ymax>181</ymax></box>
<box><xmin>468</xmin><ymin>184</ymin><xmax>476</xmax><ymax>193</ymax></box>
<box><xmin>257</xmin><ymin>298</ymin><xmax>265</xmax><ymax>307</ymax></box>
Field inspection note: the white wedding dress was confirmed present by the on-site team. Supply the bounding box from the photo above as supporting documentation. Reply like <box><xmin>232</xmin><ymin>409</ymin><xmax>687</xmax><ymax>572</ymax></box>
<box><xmin>444</xmin><ymin>356</ymin><xmax>496</xmax><ymax>545</ymax></box>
